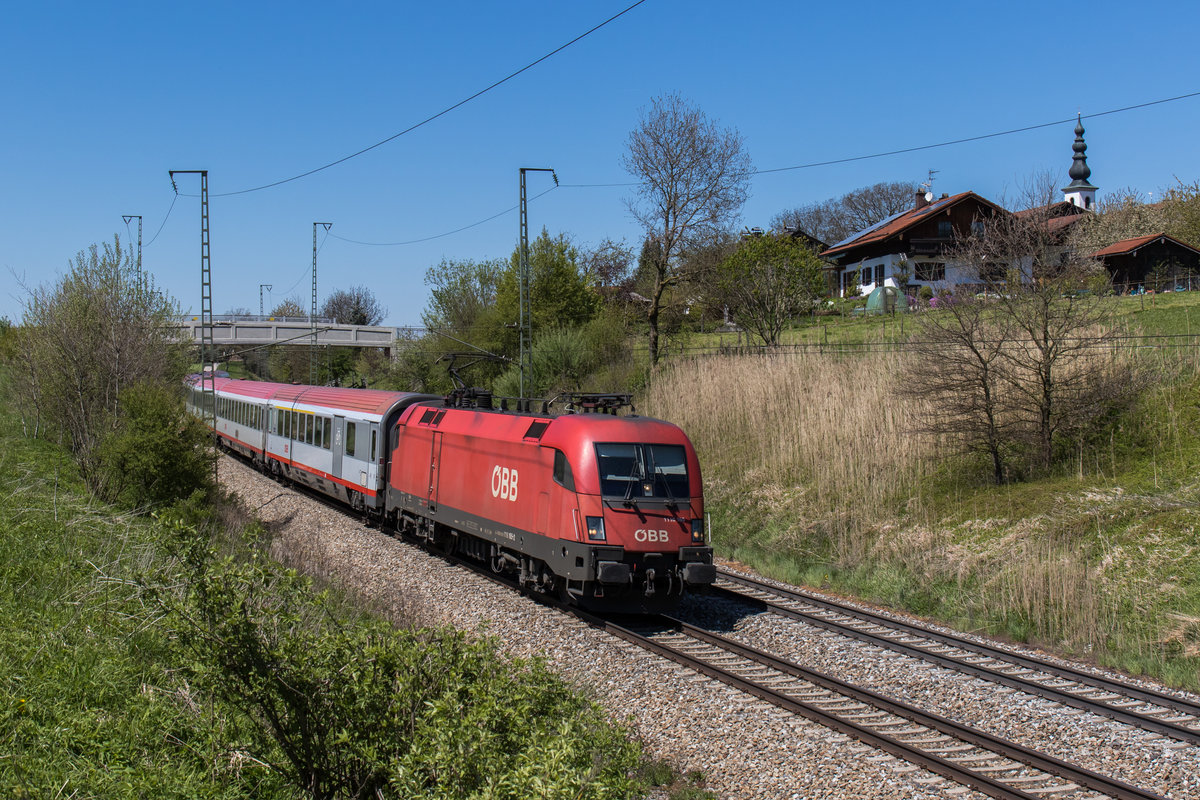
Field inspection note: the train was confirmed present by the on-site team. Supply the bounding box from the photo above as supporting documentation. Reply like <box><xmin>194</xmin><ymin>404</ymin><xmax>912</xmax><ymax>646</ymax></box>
<box><xmin>185</xmin><ymin>378</ymin><xmax>716</xmax><ymax>611</ymax></box>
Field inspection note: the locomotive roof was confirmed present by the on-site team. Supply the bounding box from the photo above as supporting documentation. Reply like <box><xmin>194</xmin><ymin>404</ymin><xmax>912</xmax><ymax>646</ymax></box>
<box><xmin>207</xmin><ymin>378</ymin><xmax>435</xmax><ymax>416</ymax></box>
<box><xmin>404</xmin><ymin>401</ymin><xmax>687</xmax><ymax>446</ymax></box>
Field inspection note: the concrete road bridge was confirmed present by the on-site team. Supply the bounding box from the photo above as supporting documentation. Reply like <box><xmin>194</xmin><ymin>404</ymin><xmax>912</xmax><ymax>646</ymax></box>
<box><xmin>177</xmin><ymin>316</ymin><xmax>421</xmax><ymax>356</ymax></box>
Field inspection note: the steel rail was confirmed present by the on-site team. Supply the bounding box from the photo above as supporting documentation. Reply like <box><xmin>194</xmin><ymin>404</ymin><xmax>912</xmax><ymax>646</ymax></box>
<box><xmin>716</xmin><ymin>569</ymin><xmax>1200</xmax><ymax>745</ymax></box>
<box><xmin>576</xmin><ymin>611</ymin><xmax>1164</xmax><ymax>800</ymax></box>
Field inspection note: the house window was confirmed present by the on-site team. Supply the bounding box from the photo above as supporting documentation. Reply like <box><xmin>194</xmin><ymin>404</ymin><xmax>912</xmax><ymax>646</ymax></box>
<box><xmin>937</xmin><ymin>220</ymin><xmax>953</xmax><ymax>238</ymax></box>
<box><xmin>972</xmin><ymin>220</ymin><xmax>985</xmax><ymax>237</ymax></box>
<box><xmin>874</xmin><ymin>264</ymin><xmax>884</xmax><ymax>285</ymax></box>
<box><xmin>915</xmin><ymin>262</ymin><xmax>946</xmax><ymax>282</ymax></box>
<box><xmin>841</xmin><ymin>269</ymin><xmax>859</xmax><ymax>294</ymax></box>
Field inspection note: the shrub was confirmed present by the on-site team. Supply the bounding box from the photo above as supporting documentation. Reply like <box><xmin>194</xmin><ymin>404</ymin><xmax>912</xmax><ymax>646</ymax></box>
<box><xmin>93</xmin><ymin>381</ymin><xmax>214</xmax><ymax>509</ymax></box>
<box><xmin>176</xmin><ymin>555</ymin><xmax>643</xmax><ymax>800</ymax></box>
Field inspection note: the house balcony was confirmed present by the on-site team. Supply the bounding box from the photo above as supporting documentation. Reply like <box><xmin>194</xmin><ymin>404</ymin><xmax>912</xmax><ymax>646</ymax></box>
<box><xmin>907</xmin><ymin>237</ymin><xmax>953</xmax><ymax>255</ymax></box>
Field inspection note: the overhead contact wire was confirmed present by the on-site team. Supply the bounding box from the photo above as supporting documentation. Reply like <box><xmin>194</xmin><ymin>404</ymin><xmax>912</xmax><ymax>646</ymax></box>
<box><xmin>208</xmin><ymin>1</ymin><xmax>647</xmax><ymax>198</ymax></box>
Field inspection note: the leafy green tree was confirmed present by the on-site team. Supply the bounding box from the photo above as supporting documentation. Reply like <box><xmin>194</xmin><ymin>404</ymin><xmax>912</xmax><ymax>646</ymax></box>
<box><xmin>492</xmin><ymin>326</ymin><xmax>598</xmax><ymax>398</ymax></box>
<box><xmin>422</xmin><ymin>257</ymin><xmax>505</xmax><ymax>335</ymax></box>
<box><xmin>0</xmin><ymin>316</ymin><xmax>15</xmax><ymax>363</ymax></box>
<box><xmin>713</xmin><ymin>234</ymin><xmax>825</xmax><ymax>345</ymax></box>
<box><xmin>14</xmin><ymin>236</ymin><xmax>191</xmax><ymax>488</ymax></box>
<box><xmin>494</xmin><ymin>229</ymin><xmax>599</xmax><ymax>355</ymax></box>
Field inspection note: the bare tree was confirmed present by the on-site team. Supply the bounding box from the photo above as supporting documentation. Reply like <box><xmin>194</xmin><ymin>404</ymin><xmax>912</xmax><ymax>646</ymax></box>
<box><xmin>772</xmin><ymin>180</ymin><xmax>918</xmax><ymax>245</ymax></box>
<box><xmin>899</xmin><ymin>286</ymin><xmax>1016</xmax><ymax>484</ymax></box>
<box><xmin>582</xmin><ymin>238</ymin><xmax>636</xmax><ymax>296</ymax></box>
<box><xmin>321</xmin><ymin>285</ymin><xmax>386</xmax><ymax>326</ymax></box>
<box><xmin>270</xmin><ymin>298</ymin><xmax>307</xmax><ymax>318</ymax></box>
<box><xmin>903</xmin><ymin>206</ymin><xmax>1135</xmax><ymax>480</ymax></box>
<box><xmin>623</xmin><ymin>93</ymin><xmax>751</xmax><ymax>364</ymax></box>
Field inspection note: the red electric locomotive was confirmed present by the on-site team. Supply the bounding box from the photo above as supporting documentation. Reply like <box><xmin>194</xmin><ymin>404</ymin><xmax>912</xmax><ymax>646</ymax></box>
<box><xmin>189</xmin><ymin>380</ymin><xmax>715</xmax><ymax>611</ymax></box>
<box><xmin>387</xmin><ymin>391</ymin><xmax>715</xmax><ymax>611</ymax></box>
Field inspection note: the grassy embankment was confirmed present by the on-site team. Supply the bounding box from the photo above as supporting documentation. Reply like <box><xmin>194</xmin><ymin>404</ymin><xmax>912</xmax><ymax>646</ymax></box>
<box><xmin>646</xmin><ymin>292</ymin><xmax>1200</xmax><ymax>689</ymax></box>
<box><xmin>0</xmin><ymin>366</ymin><xmax>702</xmax><ymax>799</ymax></box>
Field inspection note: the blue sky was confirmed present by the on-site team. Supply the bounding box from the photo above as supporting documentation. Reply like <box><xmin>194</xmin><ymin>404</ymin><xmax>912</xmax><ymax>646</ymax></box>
<box><xmin>2</xmin><ymin>1</ymin><xmax>1198</xmax><ymax>326</ymax></box>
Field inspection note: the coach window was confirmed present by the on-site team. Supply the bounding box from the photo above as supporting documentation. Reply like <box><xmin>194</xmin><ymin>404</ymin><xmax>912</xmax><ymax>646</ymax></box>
<box><xmin>552</xmin><ymin>449</ymin><xmax>576</xmax><ymax>491</ymax></box>
<box><xmin>345</xmin><ymin>422</ymin><xmax>356</xmax><ymax>457</ymax></box>
<box><xmin>370</xmin><ymin>429</ymin><xmax>378</xmax><ymax>461</ymax></box>
<box><xmin>323</xmin><ymin>417</ymin><xmax>331</xmax><ymax>450</ymax></box>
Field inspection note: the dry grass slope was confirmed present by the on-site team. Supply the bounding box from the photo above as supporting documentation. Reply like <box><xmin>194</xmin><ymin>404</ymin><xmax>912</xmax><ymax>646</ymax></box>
<box><xmin>645</xmin><ymin>348</ymin><xmax>1200</xmax><ymax>687</ymax></box>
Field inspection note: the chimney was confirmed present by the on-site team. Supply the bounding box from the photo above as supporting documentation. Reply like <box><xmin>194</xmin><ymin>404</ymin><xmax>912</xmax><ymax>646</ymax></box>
<box><xmin>914</xmin><ymin>190</ymin><xmax>929</xmax><ymax>209</ymax></box>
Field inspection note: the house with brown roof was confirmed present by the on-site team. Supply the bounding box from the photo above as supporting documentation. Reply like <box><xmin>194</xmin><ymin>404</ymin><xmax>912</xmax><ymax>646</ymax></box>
<box><xmin>1092</xmin><ymin>233</ymin><xmax>1200</xmax><ymax>290</ymax></box>
<box><xmin>818</xmin><ymin>117</ymin><xmax>1103</xmax><ymax>297</ymax></box>
<box><xmin>820</xmin><ymin>190</ymin><xmax>1007</xmax><ymax>296</ymax></box>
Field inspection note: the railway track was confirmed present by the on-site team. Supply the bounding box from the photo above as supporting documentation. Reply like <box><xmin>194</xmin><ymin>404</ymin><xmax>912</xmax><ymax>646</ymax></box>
<box><xmin>227</xmin><ymin>455</ymin><xmax>1191</xmax><ymax>797</ymax></box>
<box><xmin>579</xmin><ymin>611</ymin><xmax>1166</xmax><ymax>800</ymax></box>
<box><xmin>714</xmin><ymin>569</ymin><xmax>1200</xmax><ymax>746</ymax></box>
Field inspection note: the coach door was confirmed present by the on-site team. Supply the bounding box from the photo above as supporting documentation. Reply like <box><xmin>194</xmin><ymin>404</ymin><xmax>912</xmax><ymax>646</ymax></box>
<box><xmin>332</xmin><ymin>416</ymin><xmax>345</xmax><ymax>480</ymax></box>
<box><xmin>427</xmin><ymin>431</ymin><xmax>443</xmax><ymax>513</ymax></box>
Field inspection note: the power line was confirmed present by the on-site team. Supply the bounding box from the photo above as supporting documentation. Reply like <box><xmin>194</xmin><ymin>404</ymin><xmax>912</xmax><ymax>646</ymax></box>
<box><xmin>144</xmin><ymin>191</ymin><xmax>179</xmax><ymax>246</ymax></box>
<box><xmin>752</xmin><ymin>90</ymin><xmax>1200</xmax><ymax>177</ymax></box>
<box><xmin>327</xmin><ymin>186</ymin><xmax>557</xmax><ymax>247</ymax></box>
<box><xmin>322</xmin><ymin>90</ymin><xmax>1200</xmax><ymax>249</ymax></box>
<box><xmin>206</xmin><ymin>1</ymin><xmax>646</xmax><ymax>198</ymax></box>
<box><xmin>560</xmin><ymin>89</ymin><xmax>1200</xmax><ymax>187</ymax></box>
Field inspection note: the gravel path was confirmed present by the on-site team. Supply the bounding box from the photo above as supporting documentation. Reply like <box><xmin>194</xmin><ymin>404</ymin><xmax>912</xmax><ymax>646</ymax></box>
<box><xmin>222</xmin><ymin>456</ymin><xmax>1196</xmax><ymax>799</ymax></box>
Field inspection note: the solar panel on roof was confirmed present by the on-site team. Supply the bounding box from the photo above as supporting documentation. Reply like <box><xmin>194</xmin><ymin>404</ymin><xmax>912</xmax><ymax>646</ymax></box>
<box><xmin>913</xmin><ymin>197</ymin><xmax>951</xmax><ymax>217</ymax></box>
<box><xmin>827</xmin><ymin>208</ymin><xmax>909</xmax><ymax>250</ymax></box>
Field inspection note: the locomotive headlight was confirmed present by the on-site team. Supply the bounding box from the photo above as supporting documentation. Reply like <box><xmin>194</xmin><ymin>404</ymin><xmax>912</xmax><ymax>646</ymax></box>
<box><xmin>690</xmin><ymin>518</ymin><xmax>705</xmax><ymax>543</ymax></box>
<box><xmin>586</xmin><ymin>516</ymin><xmax>606</xmax><ymax>541</ymax></box>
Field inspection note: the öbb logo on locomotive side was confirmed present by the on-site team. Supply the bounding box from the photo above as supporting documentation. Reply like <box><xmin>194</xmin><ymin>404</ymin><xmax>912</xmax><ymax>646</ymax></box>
<box><xmin>491</xmin><ymin>465</ymin><xmax>519</xmax><ymax>501</ymax></box>
<box><xmin>634</xmin><ymin>529</ymin><xmax>670</xmax><ymax>543</ymax></box>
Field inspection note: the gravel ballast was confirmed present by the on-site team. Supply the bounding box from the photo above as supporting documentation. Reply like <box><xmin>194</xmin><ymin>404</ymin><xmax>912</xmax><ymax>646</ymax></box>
<box><xmin>222</xmin><ymin>457</ymin><xmax>1196</xmax><ymax>799</ymax></box>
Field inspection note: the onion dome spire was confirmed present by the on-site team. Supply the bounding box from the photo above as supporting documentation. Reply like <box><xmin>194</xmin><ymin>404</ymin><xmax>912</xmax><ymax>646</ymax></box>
<box><xmin>1062</xmin><ymin>113</ymin><xmax>1097</xmax><ymax>209</ymax></box>
<box><xmin>1068</xmin><ymin>115</ymin><xmax>1091</xmax><ymax>183</ymax></box>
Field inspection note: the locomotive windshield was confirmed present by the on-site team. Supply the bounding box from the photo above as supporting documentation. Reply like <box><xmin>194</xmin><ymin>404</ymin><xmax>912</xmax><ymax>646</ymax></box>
<box><xmin>595</xmin><ymin>443</ymin><xmax>689</xmax><ymax>501</ymax></box>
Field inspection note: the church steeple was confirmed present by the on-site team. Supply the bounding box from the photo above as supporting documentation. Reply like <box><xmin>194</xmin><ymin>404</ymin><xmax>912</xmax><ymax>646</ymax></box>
<box><xmin>1062</xmin><ymin>114</ymin><xmax>1097</xmax><ymax>210</ymax></box>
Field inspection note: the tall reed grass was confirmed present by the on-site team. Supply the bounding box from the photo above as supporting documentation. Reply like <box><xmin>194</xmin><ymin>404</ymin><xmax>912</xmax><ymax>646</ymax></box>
<box><xmin>644</xmin><ymin>347</ymin><xmax>1200</xmax><ymax>686</ymax></box>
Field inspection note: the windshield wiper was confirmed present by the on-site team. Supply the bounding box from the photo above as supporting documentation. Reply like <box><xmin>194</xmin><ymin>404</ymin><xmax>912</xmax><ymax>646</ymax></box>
<box><xmin>622</xmin><ymin>454</ymin><xmax>640</xmax><ymax>509</ymax></box>
<box><xmin>646</xmin><ymin>446</ymin><xmax>678</xmax><ymax>512</ymax></box>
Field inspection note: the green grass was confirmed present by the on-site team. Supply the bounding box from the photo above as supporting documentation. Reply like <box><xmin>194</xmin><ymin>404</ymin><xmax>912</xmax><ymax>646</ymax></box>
<box><xmin>0</xmin><ymin>400</ymin><xmax>265</xmax><ymax>797</ymax></box>
<box><xmin>677</xmin><ymin>289</ymin><xmax>1200</xmax><ymax>352</ymax></box>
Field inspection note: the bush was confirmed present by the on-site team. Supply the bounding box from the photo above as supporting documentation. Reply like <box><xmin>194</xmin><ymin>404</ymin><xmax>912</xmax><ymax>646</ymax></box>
<box><xmin>176</xmin><ymin>555</ymin><xmax>644</xmax><ymax>800</ymax></box>
<box><xmin>93</xmin><ymin>381</ymin><xmax>214</xmax><ymax>509</ymax></box>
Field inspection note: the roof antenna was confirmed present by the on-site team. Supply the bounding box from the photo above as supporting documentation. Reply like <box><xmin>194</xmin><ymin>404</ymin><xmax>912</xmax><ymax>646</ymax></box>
<box><xmin>920</xmin><ymin>169</ymin><xmax>939</xmax><ymax>203</ymax></box>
